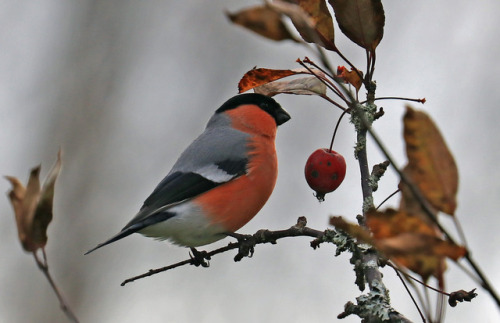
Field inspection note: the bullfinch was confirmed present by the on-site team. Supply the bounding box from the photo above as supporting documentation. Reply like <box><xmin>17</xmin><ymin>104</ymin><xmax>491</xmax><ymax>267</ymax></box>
<box><xmin>85</xmin><ymin>93</ymin><xmax>290</xmax><ymax>254</ymax></box>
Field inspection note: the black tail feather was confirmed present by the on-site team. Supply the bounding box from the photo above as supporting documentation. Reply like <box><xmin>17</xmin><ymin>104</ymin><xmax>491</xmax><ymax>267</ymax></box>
<box><xmin>85</xmin><ymin>211</ymin><xmax>177</xmax><ymax>255</ymax></box>
<box><xmin>84</xmin><ymin>227</ymin><xmax>139</xmax><ymax>255</ymax></box>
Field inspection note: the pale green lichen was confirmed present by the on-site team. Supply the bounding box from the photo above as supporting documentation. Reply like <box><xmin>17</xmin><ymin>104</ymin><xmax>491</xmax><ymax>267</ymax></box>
<box><xmin>354</xmin><ymin>137</ymin><xmax>366</xmax><ymax>160</ymax></box>
<box><xmin>368</xmin><ymin>174</ymin><xmax>379</xmax><ymax>191</ymax></box>
<box><xmin>350</xmin><ymin>102</ymin><xmax>378</xmax><ymax>133</ymax></box>
<box><xmin>342</xmin><ymin>280</ymin><xmax>394</xmax><ymax>322</ymax></box>
<box><xmin>363</xmin><ymin>196</ymin><xmax>374</xmax><ymax>213</ymax></box>
<box><xmin>322</xmin><ymin>229</ymin><xmax>357</xmax><ymax>256</ymax></box>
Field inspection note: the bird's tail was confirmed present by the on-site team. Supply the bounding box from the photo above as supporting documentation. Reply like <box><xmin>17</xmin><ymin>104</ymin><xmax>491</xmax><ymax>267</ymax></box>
<box><xmin>85</xmin><ymin>210</ymin><xmax>176</xmax><ymax>254</ymax></box>
<box><xmin>84</xmin><ymin>226</ymin><xmax>139</xmax><ymax>255</ymax></box>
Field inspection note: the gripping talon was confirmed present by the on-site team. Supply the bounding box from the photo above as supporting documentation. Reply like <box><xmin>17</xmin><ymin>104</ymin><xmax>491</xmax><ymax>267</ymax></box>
<box><xmin>189</xmin><ymin>248</ymin><xmax>210</xmax><ymax>267</ymax></box>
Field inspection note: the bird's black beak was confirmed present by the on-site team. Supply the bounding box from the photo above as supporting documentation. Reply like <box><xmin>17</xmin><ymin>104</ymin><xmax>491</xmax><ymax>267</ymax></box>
<box><xmin>276</xmin><ymin>108</ymin><xmax>291</xmax><ymax>126</ymax></box>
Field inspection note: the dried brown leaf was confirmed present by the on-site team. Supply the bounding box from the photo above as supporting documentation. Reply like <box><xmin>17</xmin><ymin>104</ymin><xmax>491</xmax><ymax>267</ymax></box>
<box><xmin>238</xmin><ymin>67</ymin><xmax>328</xmax><ymax>93</ymax></box>
<box><xmin>239</xmin><ymin>68</ymin><xmax>297</xmax><ymax>93</ymax></box>
<box><xmin>254</xmin><ymin>76</ymin><xmax>327</xmax><ymax>97</ymax></box>
<box><xmin>32</xmin><ymin>149</ymin><xmax>62</xmax><ymax>250</ymax></box>
<box><xmin>403</xmin><ymin>106</ymin><xmax>459</xmax><ymax>215</ymax></box>
<box><xmin>329</xmin><ymin>0</ymin><xmax>385</xmax><ymax>51</ymax></box>
<box><xmin>293</xmin><ymin>0</ymin><xmax>335</xmax><ymax>49</ymax></box>
<box><xmin>226</xmin><ymin>6</ymin><xmax>299</xmax><ymax>42</ymax></box>
<box><xmin>267</xmin><ymin>1</ymin><xmax>324</xmax><ymax>47</ymax></box>
<box><xmin>337</xmin><ymin>65</ymin><xmax>363</xmax><ymax>92</ymax></box>
<box><xmin>5</xmin><ymin>150</ymin><xmax>62</xmax><ymax>252</ymax></box>
<box><xmin>366</xmin><ymin>209</ymin><xmax>466</xmax><ymax>281</ymax></box>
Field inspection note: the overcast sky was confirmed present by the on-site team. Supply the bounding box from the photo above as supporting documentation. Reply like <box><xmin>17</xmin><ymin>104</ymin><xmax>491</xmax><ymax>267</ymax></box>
<box><xmin>1</xmin><ymin>1</ymin><xmax>499</xmax><ymax>322</ymax></box>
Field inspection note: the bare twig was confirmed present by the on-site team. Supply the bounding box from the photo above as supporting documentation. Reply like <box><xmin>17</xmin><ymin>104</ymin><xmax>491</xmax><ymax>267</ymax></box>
<box><xmin>296</xmin><ymin>58</ymin><xmax>349</xmax><ymax>106</ymax></box>
<box><xmin>33</xmin><ymin>249</ymin><xmax>79</xmax><ymax>323</ymax></box>
<box><xmin>122</xmin><ymin>217</ymin><xmax>325</xmax><ymax>286</ymax></box>
<box><xmin>360</xmin><ymin>96</ymin><xmax>426</xmax><ymax>105</ymax></box>
<box><xmin>319</xmin><ymin>94</ymin><xmax>349</xmax><ymax>111</ymax></box>
<box><xmin>389</xmin><ymin>262</ymin><xmax>451</xmax><ymax>297</ymax></box>
<box><xmin>452</xmin><ymin>216</ymin><xmax>469</xmax><ymax>249</ymax></box>
<box><xmin>392</xmin><ymin>266</ymin><xmax>427</xmax><ymax>323</ymax></box>
<box><xmin>376</xmin><ymin>189</ymin><xmax>400</xmax><ymax>210</ymax></box>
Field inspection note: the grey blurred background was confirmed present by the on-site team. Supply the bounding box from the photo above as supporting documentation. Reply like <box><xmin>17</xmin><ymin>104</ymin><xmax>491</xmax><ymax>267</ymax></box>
<box><xmin>1</xmin><ymin>1</ymin><xmax>499</xmax><ymax>322</ymax></box>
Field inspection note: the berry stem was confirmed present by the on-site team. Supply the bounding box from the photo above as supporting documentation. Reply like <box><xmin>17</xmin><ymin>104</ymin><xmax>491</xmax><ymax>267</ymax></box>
<box><xmin>360</xmin><ymin>96</ymin><xmax>426</xmax><ymax>104</ymax></box>
<box><xmin>328</xmin><ymin>108</ymin><xmax>349</xmax><ymax>151</ymax></box>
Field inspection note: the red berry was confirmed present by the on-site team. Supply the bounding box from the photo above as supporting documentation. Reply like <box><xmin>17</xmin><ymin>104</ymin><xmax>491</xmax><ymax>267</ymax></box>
<box><xmin>304</xmin><ymin>148</ymin><xmax>346</xmax><ymax>201</ymax></box>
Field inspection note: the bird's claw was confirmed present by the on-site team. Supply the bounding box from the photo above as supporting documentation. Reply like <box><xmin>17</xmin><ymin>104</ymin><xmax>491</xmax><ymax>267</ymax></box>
<box><xmin>225</xmin><ymin>232</ymin><xmax>256</xmax><ymax>262</ymax></box>
<box><xmin>189</xmin><ymin>248</ymin><xmax>210</xmax><ymax>267</ymax></box>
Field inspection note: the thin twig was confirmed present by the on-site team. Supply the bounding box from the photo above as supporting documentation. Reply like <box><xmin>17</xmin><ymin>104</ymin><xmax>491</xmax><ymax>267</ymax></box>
<box><xmin>392</xmin><ymin>266</ymin><xmax>427</xmax><ymax>323</ymax></box>
<box><xmin>389</xmin><ymin>263</ymin><xmax>450</xmax><ymax>297</ymax></box>
<box><xmin>452</xmin><ymin>217</ymin><xmax>469</xmax><ymax>249</ymax></box>
<box><xmin>365</xmin><ymin>49</ymin><xmax>371</xmax><ymax>83</ymax></box>
<box><xmin>376</xmin><ymin>189</ymin><xmax>400</xmax><ymax>210</ymax></box>
<box><xmin>333</xmin><ymin>47</ymin><xmax>363</xmax><ymax>82</ymax></box>
<box><xmin>319</xmin><ymin>94</ymin><xmax>348</xmax><ymax>111</ymax></box>
<box><xmin>296</xmin><ymin>58</ymin><xmax>349</xmax><ymax>106</ymax></box>
<box><xmin>454</xmin><ymin>260</ymin><xmax>482</xmax><ymax>286</ymax></box>
<box><xmin>463</xmin><ymin>252</ymin><xmax>499</xmax><ymax>305</ymax></box>
<box><xmin>360</xmin><ymin>97</ymin><xmax>426</xmax><ymax>104</ymax></box>
<box><xmin>302</xmin><ymin>57</ymin><xmax>350</xmax><ymax>104</ymax></box>
<box><xmin>33</xmin><ymin>249</ymin><xmax>79</xmax><ymax>323</ymax></box>
<box><xmin>369</xmin><ymin>50</ymin><xmax>377</xmax><ymax>82</ymax></box>
<box><xmin>423</xmin><ymin>284</ymin><xmax>433</xmax><ymax>321</ymax></box>
<box><xmin>314</xmin><ymin>44</ymin><xmax>336</xmax><ymax>77</ymax></box>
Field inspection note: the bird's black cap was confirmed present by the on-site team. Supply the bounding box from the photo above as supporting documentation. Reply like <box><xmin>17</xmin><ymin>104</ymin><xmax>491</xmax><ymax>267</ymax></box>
<box><xmin>216</xmin><ymin>93</ymin><xmax>291</xmax><ymax>126</ymax></box>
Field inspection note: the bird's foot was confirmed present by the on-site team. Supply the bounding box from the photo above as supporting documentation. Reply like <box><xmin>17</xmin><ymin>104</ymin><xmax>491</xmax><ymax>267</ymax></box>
<box><xmin>189</xmin><ymin>248</ymin><xmax>210</xmax><ymax>268</ymax></box>
<box><xmin>226</xmin><ymin>232</ymin><xmax>256</xmax><ymax>262</ymax></box>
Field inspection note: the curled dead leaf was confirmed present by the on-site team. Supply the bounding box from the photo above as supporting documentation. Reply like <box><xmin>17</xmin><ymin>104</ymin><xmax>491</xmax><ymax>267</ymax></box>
<box><xmin>5</xmin><ymin>150</ymin><xmax>62</xmax><ymax>252</ymax></box>
<box><xmin>292</xmin><ymin>0</ymin><xmax>336</xmax><ymax>49</ymax></box>
<box><xmin>337</xmin><ymin>65</ymin><xmax>363</xmax><ymax>92</ymax></box>
<box><xmin>267</xmin><ymin>1</ymin><xmax>325</xmax><ymax>47</ymax></box>
<box><xmin>238</xmin><ymin>67</ymin><xmax>329</xmax><ymax>93</ymax></box>
<box><xmin>254</xmin><ymin>76</ymin><xmax>327</xmax><ymax>97</ymax></box>
<box><xmin>226</xmin><ymin>5</ymin><xmax>299</xmax><ymax>42</ymax></box>
<box><xmin>239</xmin><ymin>68</ymin><xmax>296</xmax><ymax>93</ymax></box>
<box><xmin>366</xmin><ymin>209</ymin><xmax>466</xmax><ymax>281</ymax></box>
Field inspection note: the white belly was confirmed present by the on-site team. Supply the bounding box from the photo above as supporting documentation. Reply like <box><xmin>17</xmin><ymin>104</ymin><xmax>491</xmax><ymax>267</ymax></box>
<box><xmin>138</xmin><ymin>201</ymin><xmax>227</xmax><ymax>247</ymax></box>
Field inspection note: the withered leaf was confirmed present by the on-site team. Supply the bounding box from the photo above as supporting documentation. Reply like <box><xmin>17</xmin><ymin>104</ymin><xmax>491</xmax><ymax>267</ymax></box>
<box><xmin>5</xmin><ymin>150</ymin><xmax>62</xmax><ymax>252</ymax></box>
<box><xmin>238</xmin><ymin>67</ymin><xmax>328</xmax><ymax>93</ymax></box>
<box><xmin>267</xmin><ymin>1</ymin><xmax>322</xmax><ymax>47</ymax></box>
<box><xmin>366</xmin><ymin>209</ymin><xmax>466</xmax><ymax>281</ymax></box>
<box><xmin>239</xmin><ymin>68</ymin><xmax>297</xmax><ymax>93</ymax></box>
<box><xmin>293</xmin><ymin>0</ymin><xmax>335</xmax><ymax>49</ymax></box>
<box><xmin>329</xmin><ymin>0</ymin><xmax>385</xmax><ymax>51</ymax></box>
<box><xmin>337</xmin><ymin>65</ymin><xmax>363</xmax><ymax>92</ymax></box>
<box><xmin>403</xmin><ymin>106</ymin><xmax>459</xmax><ymax>215</ymax></box>
<box><xmin>226</xmin><ymin>6</ymin><xmax>299</xmax><ymax>42</ymax></box>
<box><xmin>254</xmin><ymin>76</ymin><xmax>326</xmax><ymax>97</ymax></box>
